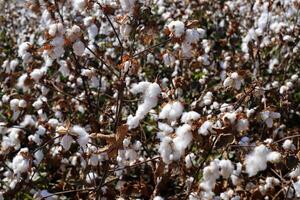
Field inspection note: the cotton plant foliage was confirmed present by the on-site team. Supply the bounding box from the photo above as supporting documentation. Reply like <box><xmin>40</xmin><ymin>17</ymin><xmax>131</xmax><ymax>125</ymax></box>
<box><xmin>0</xmin><ymin>0</ymin><xmax>300</xmax><ymax>199</ymax></box>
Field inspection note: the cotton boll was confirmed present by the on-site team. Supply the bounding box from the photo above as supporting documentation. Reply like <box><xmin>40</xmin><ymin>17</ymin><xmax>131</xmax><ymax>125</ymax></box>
<box><xmin>28</xmin><ymin>133</ymin><xmax>42</xmax><ymax>145</ymax></box>
<box><xmin>153</xmin><ymin>196</ymin><xmax>164</xmax><ymax>200</ymax></box>
<box><xmin>1</xmin><ymin>128</ymin><xmax>21</xmax><ymax>151</ymax></box>
<box><xmin>87</xmin><ymin>24</ymin><xmax>98</xmax><ymax>40</ymax></box>
<box><xmin>158</xmin><ymin>122</ymin><xmax>173</xmax><ymax>134</ymax></box>
<box><xmin>34</xmin><ymin>150</ymin><xmax>44</xmax><ymax>165</ymax></box>
<box><xmin>73</xmin><ymin>40</ymin><xmax>85</xmax><ymax>56</ymax></box>
<box><xmin>61</xmin><ymin>135</ymin><xmax>74</xmax><ymax>151</ymax></box>
<box><xmin>245</xmin><ymin>145</ymin><xmax>269</xmax><ymax>177</ymax></box>
<box><xmin>231</xmin><ymin>163</ymin><xmax>242</xmax><ymax>186</ymax></box>
<box><xmin>245</xmin><ymin>145</ymin><xmax>281</xmax><ymax>177</ymax></box>
<box><xmin>86</xmin><ymin>172</ymin><xmax>97</xmax><ymax>184</ymax></box>
<box><xmin>159</xmin><ymin>101</ymin><xmax>184</xmax><ymax>122</ymax></box>
<box><xmin>198</xmin><ymin>120</ymin><xmax>213</xmax><ymax>136</ymax></box>
<box><xmin>290</xmin><ymin>166</ymin><xmax>300</xmax><ymax>178</ymax></box>
<box><xmin>48</xmin><ymin>118</ymin><xmax>59</xmax><ymax>128</ymax></box>
<box><xmin>20</xmin><ymin>115</ymin><xmax>35</xmax><ymax>127</ymax></box>
<box><xmin>266</xmin><ymin>152</ymin><xmax>281</xmax><ymax>163</ymax></box>
<box><xmin>185</xmin><ymin>153</ymin><xmax>196</xmax><ymax>168</ymax></box>
<box><xmin>12</xmin><ymin>148</ymin><xmax>30</xmax><ymax>175</ymax></box>
<box><xmin>219</xmin><ymin>159</ymin><xmax>234</xmax><ymax>179</ymax></box>
<box><xmin>30</xmin><ymin>68</ymin><xmax>44</xmax><ymax>82</ymax></box>
<box><xmin>10</xmin><ymin>99</ymin><xmax>20</xmax><ymax>111</ymax></box>
<box><xmin>158</xmin><ymin>136</ymin><xmax>173</xmax><ymax>164</ymax></box>
<box><xmin>73</xmin><ymin>0</ymin><xmax>86</xmax><ymax>11</ymax></box>
<box><xmin>71</xmin><ymin>125</ymin><xmax>89</xmax><ymax>147</ymax></box>
<box><xmin>18</xmin><ymin>42</ymin><xmax>32</xmax><ymax>64</ymax></box>
<box><xmin>223</xmin><ymin>77</ymin><xmax>233</xmax><ymax>88</ymax></box>
<box><xmin>18</xmin><ymin>99</ymin><xmax>27</xmax><ymax>108</ymax></box>
<box><xmin>282</xmin><ymin>139</ymin><xmax>296</xmax><ymax>150</ymax></box>
<box><xmin>17</xmin><ymin>74</ymin><xmax>30</xmax><ymax>92</ymax></box>
<box><xmin>127</xmin><ymin>82</ymin><xmax>161</xmax><ymax>129</ymax></box>
<box><xmin>181</xmin><ymin>111</ymin><xmax>200</xmax><ymax>124</ymax></box>
<box><xmin>173</xmin><ymin>124</ymin><xmax>193</xmax><ymax>156</ymax></box>
<box><xmin>261</xmin><ymin>111</ymin><xmax>280</xmax><ymax>128</ymax></box>
<box><xmin>167</xmin><ymin>20</ymin><xmax>185</xmax><ymax>37</ymax></box>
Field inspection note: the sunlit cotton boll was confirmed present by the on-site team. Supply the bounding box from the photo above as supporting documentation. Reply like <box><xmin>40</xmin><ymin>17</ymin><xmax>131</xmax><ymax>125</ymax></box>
<box><xmin>173</xmin><ymin>124</ymin><xmax>193</xmax><ymax>156</ymax></box>
<box><xmin>181</xmin><ymin>111</ymin><xmax>200</xmax><ymax>124</ymax></box>
<box><xmin>12</xmin><ymin>148</ymin><xmax>30</xmax><ymax>175</ymax></box>
<box><xmin>127</xmin><ymin>82</ymin><xmax>161</xmax><ymax>129</ymax></box>
<box><xmin>159</xmin><ymin>101</ymin><xmax>184</xmax><ymax>122</ymax></box>
<box><xmin>71</xmin><ymin>125</ymin><xmax>89</xmax><ymax>147</ymax></box>
<box><xmin>198</xmin><ymin>120</ymin><xmax>213</xmax><ymax>136</ymax></box>
<box><xmin>167</xmin><ymin>20</ymin><xmax>185</xmax><ymax>37</ymax></box>
<box><xmin>245</xmin><ymin>144</ymin><xmax>281</xmax><ymax>177</ymax></box>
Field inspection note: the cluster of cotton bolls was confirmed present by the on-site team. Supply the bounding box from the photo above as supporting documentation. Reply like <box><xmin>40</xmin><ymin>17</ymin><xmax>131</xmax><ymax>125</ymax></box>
<box><xmin>167</xmin><ymin>20</ymin><xmax>205</xmax><ymax>58</ymax></box>
<box><xmin>245</xmin><ymin>144</ymin><xmax>281</xmax><ymax>177</ymax></box>
<box><xmin>198</xmin><ymin>159</ymin><xmax>235</xmax><ymax>199</ymax></box>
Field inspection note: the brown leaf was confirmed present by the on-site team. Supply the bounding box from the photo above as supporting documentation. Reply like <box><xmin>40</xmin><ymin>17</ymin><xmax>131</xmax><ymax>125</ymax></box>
<box><xmin>96</xmin><ymin>124</ymin><xmax>128</xmax><ymax>158</ymax></box>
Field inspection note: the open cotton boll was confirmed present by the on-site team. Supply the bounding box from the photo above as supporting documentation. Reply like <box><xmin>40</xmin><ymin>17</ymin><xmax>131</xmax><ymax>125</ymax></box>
<box><xmin>282</xmin><ymin>139</ymin><xmax>296</xmax><ymax>150</ymax></box>
<box><xmin>159</xmin><ymin>101</ymin><xmax>184</xmax><ymax>122</ymax></box>
<box><xmin>260</xmin><ymin>111</ymin><xmax>281</xmax><ymax>128</ymax></box>
<box><xmin>198</xmin><ymin>120</ymin><xmax>213</xmax><ymax>136</ymax></box>
<box><xmin>73</xmin><ymin>0</ymin><xmax>86</xmax><ymax>11</ymax></box>
<box><xmin>1</xmin><ymin>128</ymin><xmax>21</xmax><ymax>151</ymax></box>
<box><xmin>173</xmin><ymin>124</ymin><xmax>193</xmax><ymax>156</ymax></box>
<box><xmin>12</xmin><ymin>148</ymin><xmax>30</xmax><ymax>175</ymax></box>
<box><xmin>48</xmin><ymin>23</ymin><xmax>64</xmax><ymax>36</ymax></box>
<box><xmin>266</xmin><ymin>152</ymin><xmax>281</xmax><ymax>163</ymax></box>
<box><xmin>86</xmin><ymin>172</ymin><xmax>97</xmax><ymax>184</ymax></box>
<box><xmin>181</xmin><ymin>111</ymin><xmax>200</xmax><ymax>124</ymax></box>
<box><xmin>61</xmin><ymin>135</ymin><xmax>74</xmax><ymax>151</ymax></box>
<box><xmin>87</xmin><ymin>24</ymin><xmax>98</xmax><ymax>40</ymax></box>
<box><xmin>153</xmin><ymin>196</ymin><xmax>164</xmax><ymax>200</ymax></box>
<box><xmin>245</xmin><ymin>144</ymin><xmax>281</xmax><ymax>177</ymax></box>
<box><xmin>158</xmin><ymin>122</ymin><xmax>173</xmax><ymax>134</ymax></box>
<box><xmin>223</xmin><ymin>112</ymin><xmax>237</xmax><ymax>124</ymax></box>
<box><xmin>231</xmin><ymin>162</ymin><xmax>242</xmax><ymax>186</ymax></box>
<box><xmin>71</xmin><ymin>125</ymin><xmax>89</xmax><ymax>147</ymax></box>
<box><xmin>18</xmin><ymin>42</ymin><xmax>32</xmax><ymax>64</ymax></box>
<box><xmin>30</xmin><ymin>68</ymin><xmax>45</xmax><ymax>82</ymax></box>
<box><xmin>185</xmin><ymin>153</ymin><xmax>196</xmax><ymax>168</ymax></box>
<box><xmin>294</xmin><ymin>180</ymin><xmax>300</xmax><ymax>198</ymax></box>
<box><xmin>20</xmin><ymin>115</ymin><xmax>35</xmax><ymax>127</ymax></box>
<box><xmin>34</xmin><ymin>150</ymin><xmax>44</xmax><ymax>165</ymax></box>
<box><xmin>167</xmin><ymin>20</ymin><xmax>185</xmax><ymax>37</ymax></box>
<box><xmin>73</xmin><ymin>40</ymin><xmax>85</xmax><ymax>56</ymax></box>
<box><xmin>17</xmin><ymin>74</ymin><xmax>30</xmax><ymax>92</ymax></box>
<box><xmin>245</xmin><ymin>145</ymin><xmax>269</xmax><ymax>177</ymax></box>
<box><xmin>158</xmin><ymin>136</ymin><xmax>173</xmax><ymax>164</ymax></box>
<box><xmin>127</xmin><ymin>82</ymin><xmax>161</xmax><ymax>129</ymax></box>
<box><xmin>48</xmin><ymin>118</ymin><xmax>59</xmax><ymax>128</ymax></box>
<box><xmin>219</xmin><ymin>159</ymin><xmax>234</xmax><ymax>179</ymax></box>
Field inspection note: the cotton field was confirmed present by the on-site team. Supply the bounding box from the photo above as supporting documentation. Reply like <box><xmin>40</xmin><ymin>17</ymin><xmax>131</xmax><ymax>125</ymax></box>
<box><xmin>0</xmin><ymin>0</ymin><xmax>300</xmax><ymax>199</ymax></box>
